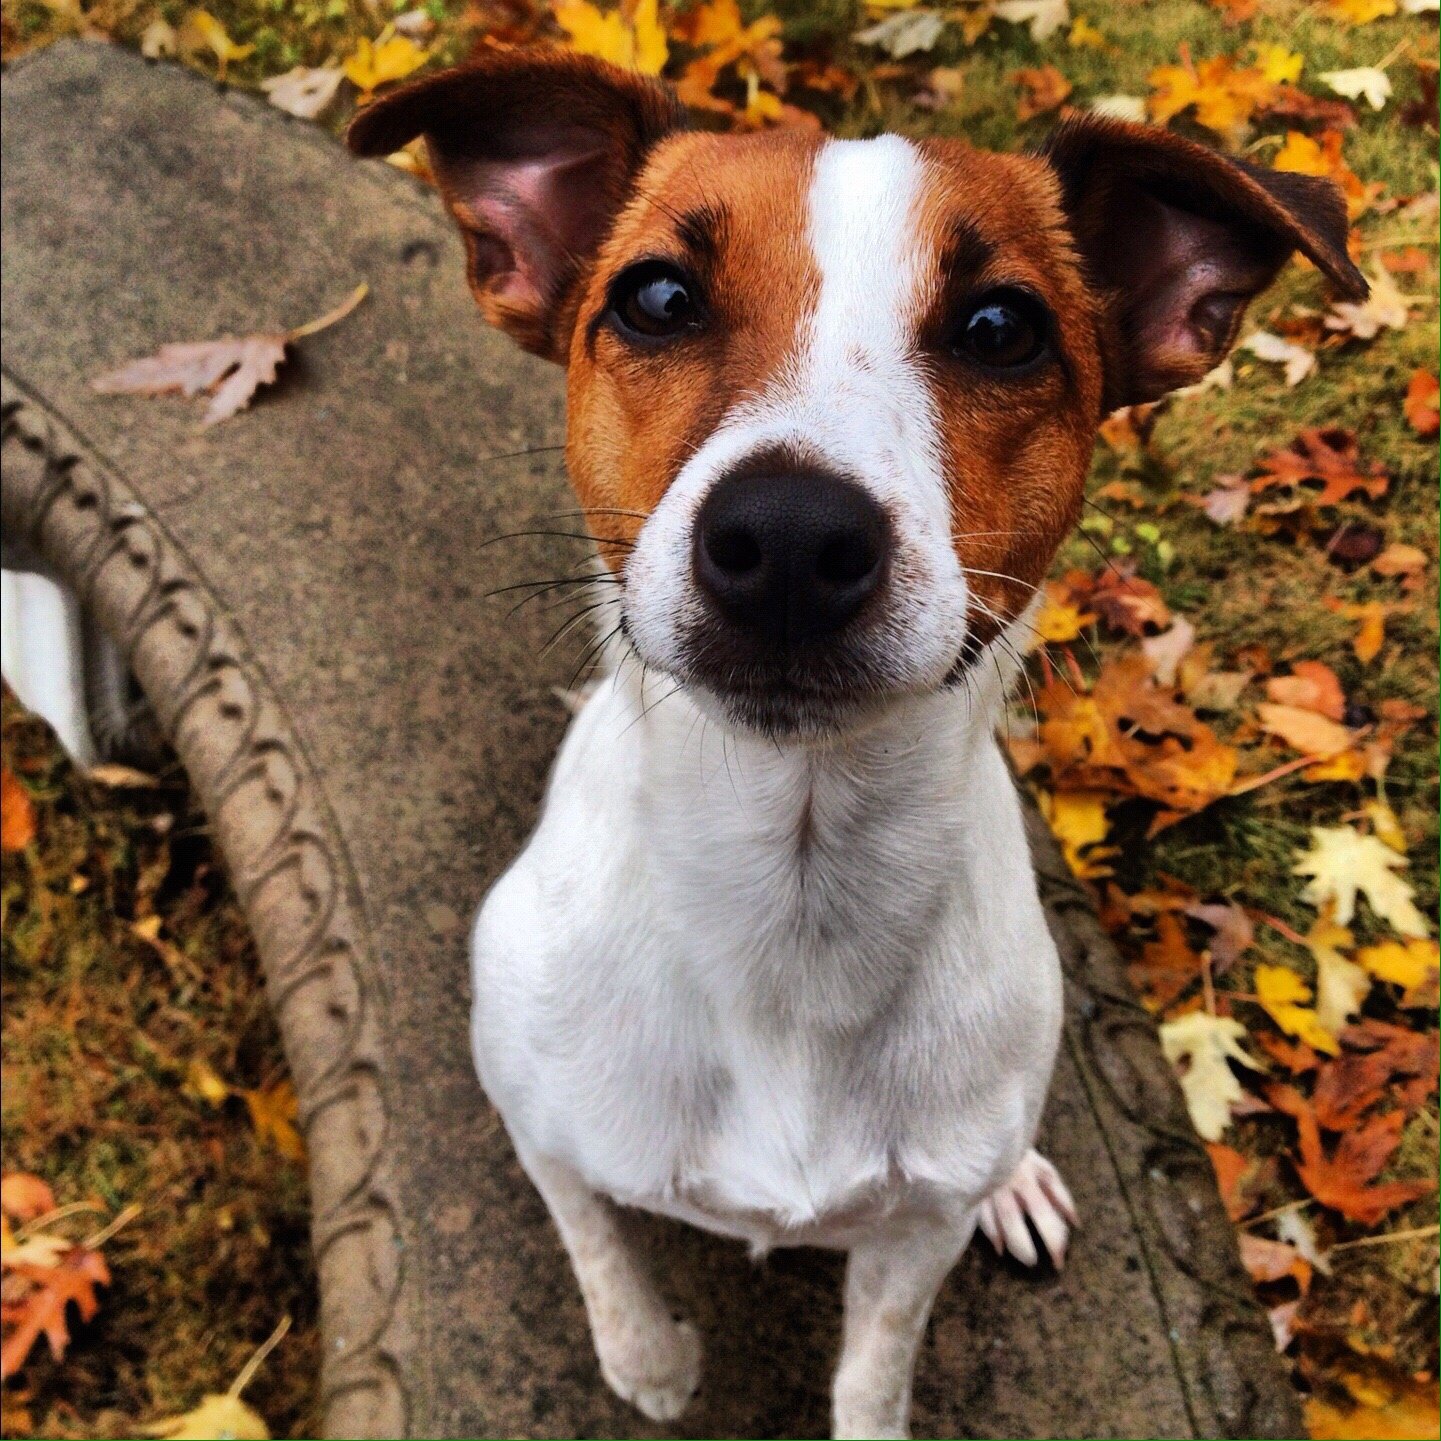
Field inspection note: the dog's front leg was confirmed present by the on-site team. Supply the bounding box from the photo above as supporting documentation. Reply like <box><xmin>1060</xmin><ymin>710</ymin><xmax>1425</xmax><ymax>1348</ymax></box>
<box><xmin>832</xmin><ymin>1215</ymin><xmax>971</xmax><ymax>1440</ymax></box>
<box><xmin>515</xmin><ymin>1146</ymin><xmax>702</xmax><ymax>1423</ymax></box>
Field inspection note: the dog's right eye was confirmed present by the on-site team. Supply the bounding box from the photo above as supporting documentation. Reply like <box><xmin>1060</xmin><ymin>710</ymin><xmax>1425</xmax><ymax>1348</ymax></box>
<box><xmin>608</xmin><ymin>262</ymin><xmax>703</xmax><ymax>341</ymax></box>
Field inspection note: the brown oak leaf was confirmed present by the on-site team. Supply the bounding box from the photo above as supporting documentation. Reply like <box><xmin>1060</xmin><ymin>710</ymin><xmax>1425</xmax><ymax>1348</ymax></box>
<box><xmin>1252</xmin><ymin>428</ymin><xmax>1389</xmax><ymax>508</ymax></box>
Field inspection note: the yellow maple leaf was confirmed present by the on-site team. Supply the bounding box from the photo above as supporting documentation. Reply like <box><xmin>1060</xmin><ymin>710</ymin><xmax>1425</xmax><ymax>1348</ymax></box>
<box><xmin>1273</xmin><ymin>129</ymin><xmax>1372</xmax><ymax>219</ymax></box>
<box><xmin>1304</xmin><ymin>914</ymin><xmax>1370</xmax><ymax>1038</ymax></box>
<box><xmin>1253</xmin><ymin>42</ymin><xmax>1302</xmax><ymax>86</ymax></box>
<box><xmin>1068</xmin><ymin>16</ymin><xmax>1106</xmax><ymax>48</ymax></box>
<box><xmin>179</xmin><ymin>9</ymin><xmax>254</xmax><ymax>77</ymax></box>
<box><xmin>1160</xmin><ymin>1011</ymin><xmax>1260</xmax><ymax>1141</ymax></box>
<box><xmin>1148</xmin><ymin>52</ymin><xmax>1273</xmax><ymax>136</ymax></box>
<box><xmin>343</xmin><ymin>26</ymin><xmax>428</xmax><ymax>95</ymax></box>
<box><xmin>1037</xmin><ymin>789</ymin><xmax>1116</xmax><ymax>879</ymax></box>
<box><xmin>145</xmin><ymin>1395</ymin><xmax>270</xmax><ymax>1441</ymax></box>
<box><xmin>1255</xmin><ymin>963</ymin><xmax>1339</xmax><ymax>1055</ymax></box>
<box><xmin>1032</xmin><ymin>582</ymin><xmax>1096</xmax><ymax>645</ymax></box>
<box><xmin>555</xmin><ymin>0</ymin><xmax>669</xmax><ymax>76</ymax></box>
<box><xmin>241</xmin><ymin>1080</ymin><xmax>305</xmax><ymax>1162</ymax></box>
<box><xmin>1356</xmin><ymin>937</ymin><xmax>1440</xmax><ymax>990</ymax></box>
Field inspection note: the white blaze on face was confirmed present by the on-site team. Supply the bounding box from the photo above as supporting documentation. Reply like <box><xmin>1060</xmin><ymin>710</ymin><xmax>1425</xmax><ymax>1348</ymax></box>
<box><xmin>623</xmin><ymin>136</ymin><xmax>973</xmax><ymax>696</ymax></box>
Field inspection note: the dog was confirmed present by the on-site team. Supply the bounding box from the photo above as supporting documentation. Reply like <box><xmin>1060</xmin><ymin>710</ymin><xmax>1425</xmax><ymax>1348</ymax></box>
<box><xmin>348</xmin><ymin>51</ymin><xmax>1362</xmax><ymax>1440</ymax></box>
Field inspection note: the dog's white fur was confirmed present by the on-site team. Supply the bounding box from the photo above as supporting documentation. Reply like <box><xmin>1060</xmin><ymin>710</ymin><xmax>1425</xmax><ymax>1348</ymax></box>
<box><xmin>471</xmin><ymin>136</ymin><xmax>1074</xmax><ymax>1440</ymax></box>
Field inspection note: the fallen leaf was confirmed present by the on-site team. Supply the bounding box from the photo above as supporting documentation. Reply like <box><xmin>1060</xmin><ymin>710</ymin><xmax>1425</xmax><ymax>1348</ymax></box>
<box><xmin>1269</xmin><ymin>1087</ymin><xmax>1433</xmax><ymax>1225</ymax></box>
<box><xmin>1325</xmin><ymin>266</ymin><xmax>1418</xmax><ymax>341</ymax></box>
<box><xmin>1323</xmin><ymin>598</ymin><xmax>1390</xmax><ymax>665</ymax></box>
<box><xmin>1089</xmin><ymin>93</ymin><xmax>1147</xmax><ymax>122</ymax></box>
<box><xmin>260</xmin><ymin>65</ymin><xmax>345</xmax><ymax>120</ymax></box>
<box><xmin>145</xmin><ymin>1395</ymin><xmax>270</xmax><ymax>1440</ymax></box>
<box><xmin>1197</xmin><ymin>474</ymin><xmax>1251</xmax><ymax>527</ymax></box>
<box><xmin>1206</xmin><ymin>1142</ymin><xmax>1254</xmax><ymax>1219</ymax></box>
<box><xmin>1305</xmin><ymin>915</ymin><xmax>1371</xmax><ymax>1037</ymax></box>
<box><xmin>1068</xmin><ymin>16</ymin><xmax>1105</xmax><ymax>47</ymax></box>
<box><xmin>178</xmin><ymin>9</ymin><xmax>254</xmax><ymax>77</ymax></box>
<box><xmin>1256</xmin><ymin>964</ymin><xmax>1340</xmax><ymax>1055</ymax></box>
<box><xmin>140</xmin><ymin>17</ymin><xmax>177</xmax><ymax>57</ymax></box>
<box><xmin>1129</xmin><ymin>911</ymin><xmax>1202</xmax><ymax>1009</ymax></box>
<box><xmin>855</xmin><ymin>9</ymin><xmax>945</xmax><ymax>58</ymax></box>
<box><xmin>992</xmin><ymin>0</ymin><xmax>1071</xmax><ymax>42</ymax></box>
<box><xmin>1276</xmin><ymin>1206</ymin><xmax>1331</xmax><ymax>1274</ymax></box>
<box><xmin>1257</xmin><ymin>703</ymin><xmax>1354</xmax><ymax>759</ymax></box>
<box><xmin>1141</xmin><ymin>618</ymin><xmax>1196</xmax><ymax>687</ymax></box>
<box><xmin>1149</xmin><ymin>49</ymin><xmax>1276</xmax><ymax>137</ymax></box>
<box><xmin>1252</xmin><ymin>428</ymin><xmax>1389</xmax><ymax>509</ymax></box>
<box><xmin>1253</xmin><ymin>43</ymin><xmax>1303</xmax><ymax>86</ymax></box>
<box><xmin>1238</xmin><ymin>1232</ymin><xmax>1311</xmax><ymax>1290</ymax></box>
<box><xmin>1371</xmin><ymin>541</ymin><xmax>1428</xmax><ymax>579</ymax></box>
<box><xmin>1356</xmin><ymin>938</ymin><xmax>1440</xmax><ymax>991</ymax></box>
<box><xmin>1241</xmin><ymin>330</ymin><xmax>1315</xmax><ymax>387</ymax></box>
<box><xmin>1037</xmin><ymin>789</ymin><xmax>1116</xmax><ymax>879</ymax></box>
<box><xmin>342</xmin><ymin>25</ymin><xmax>429</xmax><ymax>93</ymax></box>
<box><xmin>93</xmin><ymin>285</ymin><xmax>367</xmax><ymax>428</ymax></box>
<box><xmin>85</xmin><ymin>762</ymin><xmax>160</xmax><ymax>788</ymax></box>
<box><xmin>1032</xmin><ymin>582</ymin><xmax>1096</xmax><ymax>645</ymax></box>
<box><xmin>1320</xmin><ymin>66</ymin><xmax>1393</xmax><ymax>110</ymax></box>
<box><xmin>0</xmin><ymin>1176</ymin><xmax>56</xmax><ymax>1224</ymax></box>
<box><xmin>1185</xmin><ymin>901</ymin><xmax>1254</xmax><ymax>973</ymax></box>
<box><xmin>1314</xmin><ymin>1020</ymin><xmax>1438</xmax><ymax>1128</ymax></box>
<box><xmin>1265</xmin><ymin>661</ymin><xmax>1345</xmax><ymax>721</ymax></box>
<box><xmin>1160</xmin><ymin>1010</ymin><xmax>1260</xmax><ymax>1142</ymax></box>
<box><xmin>241</xmin><ymin>1080</ymin><xmax>305</xmax><ymax>1162</ymax></box>
<box><xmin>0</xmin><ymin>1246</ymin><xmax>111</xmax><ymax>1380</ymax></box>
<box><xmin>1013</xmin><ymin>64</ymin><xmax>1072</xmax><ymax>122</ymax></box>
<box><xmin>1402</xmin><ymin>369</ymin><xmax>1439</xmax><ymax>436</ymax></box>
<box><xmin>1307</xmin><ymin>1385</ymin><xmax>1441</xmax><ymax>1441</ymax></box>
<box><xmin>1324</xmin><ymin>0</ymin><xmax>1398</xmax><ymax>18</ymax></box>
<box><xmin>1294</xmin><ymin>824</ymin><xmax>1430</xmax><ymax>938</ymax></box>
<box><xmin>0</xmin><ymin>767</ymin><xmax>36</xmax><ymax>852</ymax></box>
<box><xmin>184</xmin><ymin>1058</ymin><xmax>232</xmax><ymax>1108</ymax></box>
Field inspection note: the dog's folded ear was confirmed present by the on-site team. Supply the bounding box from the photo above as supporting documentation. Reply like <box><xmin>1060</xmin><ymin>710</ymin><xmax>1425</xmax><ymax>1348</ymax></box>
<box><xmin>1042</xmin><ymin>116</ymin><xmax>1368</xmax><ymax>409</ymax></box>
<box><xmin>348</xmin><ymin>50</ymin><xmax>684</xmax><ymax>359</ymax></box>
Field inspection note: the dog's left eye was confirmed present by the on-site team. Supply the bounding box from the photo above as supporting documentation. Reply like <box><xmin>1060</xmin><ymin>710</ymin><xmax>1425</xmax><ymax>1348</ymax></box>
<box><xmin>951</xmin><ymin>289</ymin><xmax>1051</xmax><ymax>371</ymax></box>
<box><xmin>609</xmin><ymin>262</ymin><xmax>703</xmax><ymax>341</ymax></box>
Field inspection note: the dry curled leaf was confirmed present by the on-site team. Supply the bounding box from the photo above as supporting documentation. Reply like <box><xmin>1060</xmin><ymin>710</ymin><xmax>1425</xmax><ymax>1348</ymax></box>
<box><xmin>92</xmin><ymin>285</ymin><xmax>367</xmax><ymax>428</ymax></box>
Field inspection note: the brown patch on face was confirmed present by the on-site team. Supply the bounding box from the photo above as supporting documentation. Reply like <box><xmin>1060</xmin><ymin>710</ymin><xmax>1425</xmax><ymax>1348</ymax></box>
<box><xmin>564</xmin><ymin>129</ymin><xmax>824</xmax><ymax>572</ymax></box>
<box><xmin>912</xmin><ymin>140</ymin><xmax>1104</xmax><ymax>647</ymax></box>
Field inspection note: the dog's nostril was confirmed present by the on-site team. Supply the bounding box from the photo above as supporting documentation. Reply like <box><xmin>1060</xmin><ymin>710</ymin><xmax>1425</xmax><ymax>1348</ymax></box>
<box><xmin>817</xmin><ymin>533</ymin><xmax>878</xmax><ymax>587</ymax></box>
<box><xmin>707</xmin><ymin>525</ymin><xmax>763</xmax><ymax>575</ymax></box>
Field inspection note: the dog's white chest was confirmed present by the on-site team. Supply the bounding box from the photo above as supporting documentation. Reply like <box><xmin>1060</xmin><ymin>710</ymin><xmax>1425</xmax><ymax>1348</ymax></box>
<box><xmin>470</xmin><ymin>674</ymin><xmax>1063</xmax><ymax>1247</ymax></box>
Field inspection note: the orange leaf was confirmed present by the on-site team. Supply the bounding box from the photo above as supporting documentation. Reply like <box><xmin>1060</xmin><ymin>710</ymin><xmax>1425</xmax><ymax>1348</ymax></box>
<box><xmin>1324</xmin><ymin>598</ymin><xmax>1389</xmax><ymax>665</ymax></box>
<box><xmin>1013</xmin><ymin>64</ymin><xmax>1071</xmax><ymax>122</ymax></box>
<box><xmin>1268</xmin><ymin>1086</ymin><xmax>1434</xmax><ymax>1225</ymax></box>
<box><xmin>1205</xmin><ymin>1142</ymin><xmax>1254</xmax><ymax>1220</ymax></box>
<box><xmin>1403</xmin><ymin>369</ymin><xmax>1439</xmax><ymax>437</ymax></box>
<box><xmin>0</xmin><ymin>1246</ymin><xmax>110</xmax><ymax>1380</ymax></box>
<box><xmin>1237</xmin><ymin>1232</ymin><xmax>1311</xmax><ymax>1293</ymax></box>
<box><xmin>1273</xmin><ymin>128</ymin><xmax>1375</xmax><ymax>219</ymax></box>
<box><xmin>1307</xmin><ymin>1381</ymin><xmax>1440</xmax><ymax>1441</ymax></box>
<box><xmin>1264</xmin><ymin>660</ymin><xmax>1345</xmax><ymax>721</ymax></box>
<box><xmin>0</xmin><ymin>1175</ymin><xmax>55</xmax><ymax>1224</ymax></box>
<box><xmin>1251</xmin><ymin>427</ymin><xmax>1389</xmax><ymax>508</ymax></box>
<box><xmin>0</xmin><ymin>767</ymin><xmax>36</xmax><ymax>853</ymax></box>
<box><xmin>1256</xmin><ymin>703</ymin><xmax>1355</xmax><ymax>759</ymax></box>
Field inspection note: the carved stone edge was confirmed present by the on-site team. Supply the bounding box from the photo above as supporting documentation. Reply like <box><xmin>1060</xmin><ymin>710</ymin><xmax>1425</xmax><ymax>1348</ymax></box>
<box><xmin>1024</xmin><ymin>804</ymin><xmax>1305</xmax><ymax>1440</ymax></box>
<box><xmin>0</xmin><ymin>371</ymin><xmax>410</xmax><ymax>1440</ymax></box>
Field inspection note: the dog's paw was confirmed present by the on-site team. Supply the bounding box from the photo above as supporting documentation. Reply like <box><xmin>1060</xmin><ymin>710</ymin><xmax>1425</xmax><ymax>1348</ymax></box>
<box><xmin>977</xmin><ymin>1148</ymin><xmax>1077</xmax><ymax>1269</ymax></box>
<box><xmin>596</xmin><ymin>1313</ymin><xmax>702</xmax><ymax>1422</ymax></box>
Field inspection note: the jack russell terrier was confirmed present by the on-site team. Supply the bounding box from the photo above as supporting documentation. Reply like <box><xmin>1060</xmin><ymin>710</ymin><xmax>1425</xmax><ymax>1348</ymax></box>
<box><xmin>348</xmin><ymin>51</ymin><xmax>1362</xmax><ymax>1440</ymax></box>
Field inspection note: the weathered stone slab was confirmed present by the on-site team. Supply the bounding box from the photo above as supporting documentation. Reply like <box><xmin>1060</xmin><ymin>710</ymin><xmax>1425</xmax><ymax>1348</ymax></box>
<box><xmin>2</xmin><ymin>42</ymin><xmax>1302</xmax><ymax>1439</ymax></box>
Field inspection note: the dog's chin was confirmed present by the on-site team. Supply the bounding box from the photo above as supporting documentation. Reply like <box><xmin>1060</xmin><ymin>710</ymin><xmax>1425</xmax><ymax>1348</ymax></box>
<box><xmin>691</xmin><ymin>676</ymin><xmax>893</xmax><ymax>741</ymax></box>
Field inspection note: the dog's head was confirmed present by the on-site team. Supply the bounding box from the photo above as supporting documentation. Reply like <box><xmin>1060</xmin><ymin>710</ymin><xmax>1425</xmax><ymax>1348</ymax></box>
<box><xmin>350</xmin><ymin>50</ymin><xmax>1364</xmax><ymax>737</ymax></box>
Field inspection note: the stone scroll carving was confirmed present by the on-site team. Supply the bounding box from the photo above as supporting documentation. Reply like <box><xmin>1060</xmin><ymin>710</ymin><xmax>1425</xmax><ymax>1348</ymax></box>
<box><xmin>1</xmin><ymin>373</ymin><xmax>410</xmax><ymax>1440</ymax></box>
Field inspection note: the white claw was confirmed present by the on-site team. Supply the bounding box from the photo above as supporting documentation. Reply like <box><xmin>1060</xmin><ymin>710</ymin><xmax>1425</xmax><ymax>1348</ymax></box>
<box><xmin>979</xmin><ymin>1149</ymin><xmax>1077</xmax><ymax>1270</ymax></box>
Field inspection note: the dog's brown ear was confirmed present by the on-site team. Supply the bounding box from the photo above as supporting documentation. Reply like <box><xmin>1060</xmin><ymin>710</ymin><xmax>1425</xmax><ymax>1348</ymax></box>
<box><xmin>348</xmin><ymin>49</ymin><xmax>684</xmax><ymax>359</ymax></box>
<box><xmin>1042</xmin><ymin>116</ymin><xmax>1367</xmax><ymax>409</ymax></box>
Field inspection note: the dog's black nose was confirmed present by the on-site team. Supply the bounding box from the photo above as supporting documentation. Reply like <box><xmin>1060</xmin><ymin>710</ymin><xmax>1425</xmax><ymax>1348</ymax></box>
<box><xmin>693</xmin><ymin>471</ymin><xmax>888</xmax><ymax>647</ymax></box>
